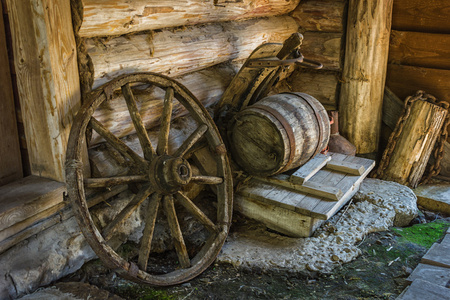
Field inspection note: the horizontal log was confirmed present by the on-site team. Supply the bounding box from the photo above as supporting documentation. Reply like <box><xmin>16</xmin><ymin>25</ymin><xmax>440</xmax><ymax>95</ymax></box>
<box><xmin>392</xmin><ymin>0</ymin><xmax>450</xmax><ymax>33</ymax></box>
<box><xmin>386</xmin><ymin>64</ymin><xmax>450</xmax><ymax>106</ymax></box>
<box><xmin>91</xmin><ymin>64</ymin><xmax>235</xmax><ymax>145</ymax></box>
<box><xmin>301</xmin><ymin>32</ymin><xmax>342</xmax><ymax>70</ymax></box>
<box><xmin>74</xmin><ymin>0</ymin><xmax>300</xmax><ymax>38</ymax></box>
<box><xmin>389</xmin><ymin>31</ymin><xmax>450</xmax><ymax>69</ymax></box>
<box><xmin>285</xmin><ymin>70</ymin><xmax>339</xmax><ymax>110</ymax></box>
<box><xmin>87</xmin><ymin>16</ymin><xmax>298</xmax><ymax>90</ymax></box>
<box><xmin>290</xmin><ymin>0</ymin><xmax>347</xmax><ymax>33</ymax></box>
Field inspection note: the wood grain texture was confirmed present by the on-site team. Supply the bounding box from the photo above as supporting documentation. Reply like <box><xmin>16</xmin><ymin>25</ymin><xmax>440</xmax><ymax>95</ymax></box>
<box><xmin>301</xmin><ymin>32</ymin><xmax>342</xmax><ymax>70</ymax></box>
<box><xmin>290</xmin><ymin>0</ymin><xmax>346</xmax><ymax>33</ymax></box>
<box><xmin>286</xmin><ymin>70</ymin><xmax>340</xmax><ymax>110</ymax></box>
<box><xmin>389</xmin><ymin>31</ymin><xmax>450</xmax><ymax>70</ymax></box>
<box><xmin>6</xmin><ymin>0</ymin><xmax>81</xmax><ymax>181</ymax></box>
<box><xmin>74</xmin><ymin>0</ymin><xmax>301</xmax><ymax>37</ymax></box>
<box><xmin>386</xmin><ymin>64</ymin><xmax>450</xmax><ymax>106</ymax></box>
<box><xmin>392</xmin><ymin>0</ymin><xmax>450</xmax><ymax>33</ymax></box>
<box><xmin>0</xmin><ymin>176</ymin><xmax>65</xmax><ymax>232</ymax></box>
<box><xmin>0</xmin><ymin>3</ymin><xmax>22</xmax><ymax>186</ymax></box>
<box><xmin>339</xmin><ymin>0</ymin><xmax>393</xmax><ymax>154</ymax></box>
<box><xmin>91</xmin><ymin>64</ymin><xmax>235</xmax><ymax>145</ymax></box>
<box><xmin>87</xmin><ymin>16</ymin><xmax>298</xmax><ymax>89</ymax></box>
<box><xmin>381</xmin><ymin>100</ymin><xmax>447</xmax><ymax>188</ymax></box>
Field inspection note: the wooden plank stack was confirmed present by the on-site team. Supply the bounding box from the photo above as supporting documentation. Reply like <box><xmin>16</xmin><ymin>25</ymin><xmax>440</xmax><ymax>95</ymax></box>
<box><xmin>235</xmin><ymin>153</ymin><xmax>375</xmax><ymax>237</ymax></box>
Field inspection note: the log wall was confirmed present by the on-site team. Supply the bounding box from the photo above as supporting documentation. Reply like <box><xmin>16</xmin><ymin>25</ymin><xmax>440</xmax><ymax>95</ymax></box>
<box><xmin>384</xmin><ymin>0</ymin><xmax>450</xmax><ymax>172</ymax></box>
<box><xmin>284</xmin><ymin>0</ymin><xmax>347</xmax><ymax>111</ymax></box>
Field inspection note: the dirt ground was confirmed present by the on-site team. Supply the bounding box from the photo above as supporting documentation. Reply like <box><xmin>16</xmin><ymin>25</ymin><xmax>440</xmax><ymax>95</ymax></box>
<box><xmin>59</xmin><ymin>209</ymin><xmax>450</xmax><ymax>300</ymax></box>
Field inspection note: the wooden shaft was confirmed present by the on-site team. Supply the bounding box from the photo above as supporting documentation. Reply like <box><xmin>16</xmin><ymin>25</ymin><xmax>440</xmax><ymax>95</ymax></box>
<box><xmin>156</xmin><ymin>88</ymin><xmax>174</xmax><ymax>156</ymax></box>
<box><xmin>339</xmin><ymin>0</ymin><xmax>393</xmax><ymax>154</ymax></box>
<box><xmin>138</xmin><ymin>193</ymin><xmax>161</xmax><ymax>270</ymax></box>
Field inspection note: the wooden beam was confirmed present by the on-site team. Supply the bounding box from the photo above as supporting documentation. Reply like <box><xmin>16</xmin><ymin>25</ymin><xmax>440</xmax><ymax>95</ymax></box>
<box><xmin>389</xmin><ymin>31</ymin><xmax>450</xmax><ymax>70</ymax></box>
<box><xmin>290</xmin><ymin>0</ymin><xmax>346</xmax><ymax>33</ymax></box>
<box><xmin>0</xmin><ymin>3</ymin><xmax>22</xmax><ymax>186</ymax></box>
<box><xmin>339</xmin><ymin>0</ymin><xmax>393</xmax><ymax>154</ymax></box>
<box><xmin>6</xmin><ymin>0</ymin><xmax>81</xmax><ymax>181</ymax></box>
<box><xmin>73</xmin><ymin>0</ymin><xmax>301</xmax><ymax>38</ymax></box>
<box><xmin>286</xmin><ymin>70</ymin><xmax>340</xmax><ymax>111</ymax></box>
<box><xmin>392</xmin><ymin>0</ymin><xmax>450</xmax><ymax>33</ymax></box>
<box><xmin>301</xmin><ymin>32</ymin><xmax>342</xmax><ymax>70</ymax></box>
<box><xmin>86</xmin><ymin>16</ymin><xmax>298</xmax><ymax>90</ymax></box>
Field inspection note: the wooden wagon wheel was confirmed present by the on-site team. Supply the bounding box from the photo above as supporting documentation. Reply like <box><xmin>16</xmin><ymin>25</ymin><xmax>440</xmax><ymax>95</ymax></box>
<box><xmin>65</xmin><ymin>73</ymin><xmax>232</xmax><ymax>286</ymax></box>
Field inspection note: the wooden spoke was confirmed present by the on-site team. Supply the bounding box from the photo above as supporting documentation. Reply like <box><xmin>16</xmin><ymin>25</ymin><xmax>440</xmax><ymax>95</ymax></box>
<box><xmin>156</xmin><ymin>87</ymin><xmax>174</xmax><ymax>156</ymax></box>
<box><xmin>175</xmin><ymin>192</ymin><xmax>217</xmax><ymax>234</ymax></box>
<box><xmin>102</xmin><ymin>185</ymin><xmax>153</xmax><ymax>241</ymax></box>
<box><xmin>89</xmin><ymin>118</ymin><xmax>148</xmax><ymax>170</ymax></box>
<box><xmin>121</xmin><ymin>83</ymin><xmax>155</xmax><ymax>161</ymax></box>
<box><xmin>86</xmin><ymin>185</ymin><xmax>128</xmax><ymax>208</ymax></box>
<box><xmin>190</xmin><ymin>175</ymin><xmax>223</xmax><ymax>185</ymax></box>
<box><xmin>138</xmin><ymin>192</ymin><xmax>162</xmax><ymax>270</ymax></box>
<box><xmin>84</xmin><ymin>175</ymin><xmax>147</xmax><ymax>188</ymax></box>
<box><xmin>163</xmin><ymin>195</ymin><xmax>191</xmax><ymax>268</ymax></box>
<box><xmin>173</xmin><ymin>124</ymin><xmax>208</xmax><ymax>158</ymax></box>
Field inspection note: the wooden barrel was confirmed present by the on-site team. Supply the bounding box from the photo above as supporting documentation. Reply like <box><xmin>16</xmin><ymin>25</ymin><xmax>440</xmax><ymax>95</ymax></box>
<box><xmin>228</xmin><ymin>92</ymin><xmax>330</xmax><ymax>176</ymax></box>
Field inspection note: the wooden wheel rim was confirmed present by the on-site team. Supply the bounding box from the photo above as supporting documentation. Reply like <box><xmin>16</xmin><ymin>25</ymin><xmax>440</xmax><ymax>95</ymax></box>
<box><xmin>65</xmin><ymin>72</ymin><xmax>232</xmax><ymax>286</ymax></box>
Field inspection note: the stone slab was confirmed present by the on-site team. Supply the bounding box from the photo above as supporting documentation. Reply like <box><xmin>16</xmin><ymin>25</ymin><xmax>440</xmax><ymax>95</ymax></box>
<box><xmin>414</xmin><ymin>184</ymin><xmax>450</xmax><ymax>215</ymax></box>
<box><xmin>396</xmin><ymin>279</ymin><xmax>450</xmax><ymax>300</ymax></box>
<box><xmin>421</xmin><ymin>242</ymin><xmax>450</xmax><ymax>269</ymax></box>
<box><xmin>406</xmin><ymin>263</ymin><xmax>450</xmax><ymax>287</ymax></box>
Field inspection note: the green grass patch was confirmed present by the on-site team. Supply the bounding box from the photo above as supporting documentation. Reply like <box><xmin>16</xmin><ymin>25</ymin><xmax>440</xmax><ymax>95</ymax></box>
<box><xmin>392</xmin><ymin>220</ymin><xmax>450</xmax><ymax>248</ymax></box>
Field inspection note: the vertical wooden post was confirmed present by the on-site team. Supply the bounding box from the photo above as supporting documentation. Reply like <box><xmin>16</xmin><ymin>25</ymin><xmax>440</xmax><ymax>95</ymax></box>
<box><xmin>339</xmin><ymin>0</ymin><xmax>393</xmax><ymax>155</ymax></box>
<box><xmin>5</xmin><ymin>0</ymin><xmax>81</xmax><ymax>181</ymax></box>
<box><xmin>0</xmin><ymin>3</ymin><xmax>22</xmax><ymax>186</ymax></box>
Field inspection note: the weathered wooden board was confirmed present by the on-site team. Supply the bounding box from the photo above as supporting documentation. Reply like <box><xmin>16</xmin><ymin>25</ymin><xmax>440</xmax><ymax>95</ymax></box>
<box><xmin>286</xmin><ymin>70</ymin><xmax>339</xmax><ymax>110</ymax></box>
<box><xmin>0</xmin><ymin>3</ymin><xmax>22</xmax><ymax>187</ymax></box>
<box><xmin>392</xmin><ymin>0</ymin><xmax>450</xmax><ymax>33</ymax></box>
<box><xmin>74</xmin><ymin>0</ymin><xmax>301</xmax><ymax>38</ymax></box>
<box><xmin>290</xmin><ymin>154</ymin><xmax>331</xmax><ymax>184</ymax></box>
<box><xmin>90</xmin><ymin>64</ymin><xmax>235</xmax><ymax>145</ymax></box>
<box><xmin>386</xmin><ymin>64</ymin><xmax>450</xmax><ymax>106</ymax></box>
<box><xmin>397</xmin><ymin>279</ymin><xmax>450</xmax><ymax>300</ymax></box>
<box><xmin>339</xmin><ymin>0</ymin><xmax>393</xmax><ymax>154</ymax></box>
<box><xmin>301</xmin><ymin>32</ymin><xmax>342</xmax><ymax>70</ymax></box>
<box><xmin>0</xmin><ymin>176</ymin><xmax>65</xmax><ymax>232</ymax></box>
<box><xmin>6</xmin><ymin>0</ymin><xmax>81</xmax><ymax>181</ymax></box>
<box><xmin>389</xmin><ymin>31</ymin><xmax>450</xmax><ymax>70</ymax></box>
<box><xmin>406</xmin><ymin>263</ymin><xmax>450</xmax><ymax>287</ymax></box>
<box><xmin>290</xmin><ymin>0</ymin><xmax>347</xmax><ymax>33</ymax></box>
<box><xmin>86</xmin><ymin>16</ymin><xmax>298</xmax><ymax>89</ymax></box>
<box><xmin>414</xmin><ymin>184</ymin><xmax>450</xmax><ymax>215</ymax></box>
<box><xmin>421</xmin><ymin>242</ymin><xmax>450</xmax><ymax>269</ymax></box>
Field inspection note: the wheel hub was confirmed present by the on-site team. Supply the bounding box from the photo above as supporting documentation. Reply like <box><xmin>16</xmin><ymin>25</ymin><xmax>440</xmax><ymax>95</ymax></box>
<box><xmin>149</xmin><ymin>155</ymin><xmax>192</xmax><ymax>194</ymax></box>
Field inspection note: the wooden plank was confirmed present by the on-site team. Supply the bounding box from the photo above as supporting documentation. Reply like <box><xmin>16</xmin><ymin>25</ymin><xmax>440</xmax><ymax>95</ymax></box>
<box><xmin>290</xmin><ymin>154</ymin><xmax>331</xmax><ymax>184</ymax></box>
<box><xmin>414</xmin><ymin>184</ymin><xmax>450</xmax><ymax>215</ymax></box>
<box><xmin>389</xmin><ymin>31</ymin><xmax>450</xmax><ymax>70</ymax></box>
<box><xmin>339</xmin><ymin>0</ymin><xmax>393</xmax><ymax>154</ymax></box>
<box><xmin>0</xmin><ymin>3</ymin><xmax>22</xmax><ymax>186</ymax></box>
<box><xmin>286</xmin><ymin>70</ymin><xmax>340</xmax><ymax>111</ymax></box>
<box><xmin>406</xmin><ymin>263</ymin><xmax>450</xmax><ymax>287</ymax></box>
<box><xmin>87</xmin><ymin>16</ymin><xmax>298</xmax><ymax>90</ymax></box>
<box><xmin>386</xmin><ymin>64</ymin><xmax>450</xmax><ymax>106</ymax></box>
<box><xmin>325</xmin><ymin>160</ymin><xmax>365</xmax><ymax>175</ymax></box>
<box><xmin>421</xmin><ymin>243</ymin><xmax>450</xmax><ymax>269</ymax></box>
<box><xmin>6</xmin><ymin>0</ymin><xmax>81</xmax><ymax>181</ymax></box>
<box><xmin>254</xmin><ymin>175</ymin><xmax>343</xmax><ymax>201</ymax></box>
<box><xmin>75</xmin><ymin>0</ymin><xmax>301</xmax><ymax>38</ymax></box>
<box><xmin>392</xmin><ymin>0</ymin><xmax>450</xmax><ymax>33</ymax></box>
<box><xmin>0</xmin><ymin>176</ymin><xmax>65</xmax><ymax>232</ymax></box>
<box><xmin>290</xmin><ymin>0</ymin><xmax>347</xmax><ymax>33</ymax></box>
<box><xmin>311</xmin><ymin>155</ymin><xmax>375</xmax><ymax>218</ymax></box>
<box><xmin>397</xmin><ymin>279</ymin><xmax>450</xmax><ymax>300</ymax></box>
<box><xmin>301</xmin><ymin>32</ymin><xmax>342</xmax><ymax>70</ymax></box>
